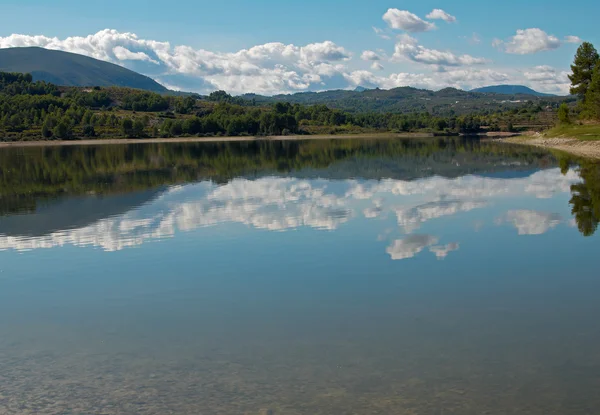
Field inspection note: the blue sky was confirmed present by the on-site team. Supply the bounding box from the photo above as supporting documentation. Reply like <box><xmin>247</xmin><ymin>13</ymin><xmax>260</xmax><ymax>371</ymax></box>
<box><xmin>1</xmin><ymin>0</ymin><xmax>598</xmax><ymax>94</ymax></box>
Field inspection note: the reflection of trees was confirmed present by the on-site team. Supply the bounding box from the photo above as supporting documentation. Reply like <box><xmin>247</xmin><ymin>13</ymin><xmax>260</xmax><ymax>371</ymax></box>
<box><xmin>569</xmin><ymin>161</ymin><xmax>600</xmax><ymax>237</ymax></box>
<box><xmin>557</xmin><ymin>153</ymin><xmax>600</xmax><ymax>237</ymax></box>
<box><xmin>0</xmin><ymin>138</ymin><xmax>555</xmax><ymax>216</ymax></box>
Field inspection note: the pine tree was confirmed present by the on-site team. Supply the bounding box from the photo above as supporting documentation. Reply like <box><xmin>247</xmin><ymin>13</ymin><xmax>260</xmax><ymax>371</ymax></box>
<box><xmin>41</xmin><ymin>119</ymin><xmax>52</xmax><ymax>138</ymax></box>
<box><xmin>132</xmin><ymin>119</ymin><xmax>145</xmax><ymax>137</ymax></box>
<box><xmin>121</xmin><ymin>118</ymin><xmax>134</xmax><ymax>137</ymax></box>
<box><xmin>569</xmin><ymin>42</ymin><xmax>599</xmax><ymax>100</ymax></box>
<box><xmin>557</xmin><ymin>103</ymin><xmax>571</xmax><ymax>124</ymax></box>
<box><xmin>54</xmin><ymin>119</ymin><xmax>71</xmax><ymax>139</ymax></box>
<box><xmin>82</xmin><ymin>124</ymin><xmax>96</xmax><ymax>137</ymax></box>
<box><xmin>585</xmin><ymin>65</ymin><xmax>600</xmax><ymax>120</ymax></box>
<box><xmin>82</xmin><ymin>110</ymin><xmax>93</xmax><ymax>125</ymax></box>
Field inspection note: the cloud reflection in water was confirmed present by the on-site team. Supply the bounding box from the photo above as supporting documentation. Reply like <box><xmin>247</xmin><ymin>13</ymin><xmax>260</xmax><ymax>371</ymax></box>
<box><xmin>0</xmin><ymin>168</ymin><xmax>582</xmax><ymax>255</ymax></box>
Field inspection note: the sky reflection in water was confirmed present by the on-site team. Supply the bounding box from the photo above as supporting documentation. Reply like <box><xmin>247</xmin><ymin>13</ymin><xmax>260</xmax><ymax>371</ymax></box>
<box><xmin>0</xmin><ymin>167</ymin><xmax>583</xmax><ymax>256</ymax></box>
<box><xmin>0</xmin><ymin>139</ymin><xmax>599</xmax><ymax>415</ymax></box>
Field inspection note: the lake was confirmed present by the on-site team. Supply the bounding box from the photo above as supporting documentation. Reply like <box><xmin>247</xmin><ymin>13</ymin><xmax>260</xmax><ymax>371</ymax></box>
<box><xmin>1</xmin><ymin>137</ymin><xmax>599</xmax><ymax>415</ymax></box>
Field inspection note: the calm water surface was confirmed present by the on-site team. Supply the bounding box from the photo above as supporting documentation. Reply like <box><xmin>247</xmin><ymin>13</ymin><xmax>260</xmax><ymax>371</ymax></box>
<box><xmin>1</xmin><ymin>138</ymin><xmax>599</xmax><ymax>414</ymax></box>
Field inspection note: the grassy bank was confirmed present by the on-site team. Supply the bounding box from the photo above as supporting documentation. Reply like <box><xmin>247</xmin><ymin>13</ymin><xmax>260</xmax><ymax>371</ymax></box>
<box><xmin>543</xmin><ymin>123</ymin><xmax>600</xmax><ymax>141</ymax></box>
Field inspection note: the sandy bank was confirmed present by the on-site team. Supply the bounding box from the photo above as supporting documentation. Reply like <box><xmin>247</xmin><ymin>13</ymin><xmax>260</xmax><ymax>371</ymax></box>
<box><xmin>505</xmin><ymin>135</ymin><xmax>600</xmax><ymax>160</ymax></box>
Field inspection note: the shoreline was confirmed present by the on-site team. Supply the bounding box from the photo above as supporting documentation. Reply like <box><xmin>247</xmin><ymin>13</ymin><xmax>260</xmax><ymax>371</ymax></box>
<box><xmin>0</xmin><ymin>133</ymin><xmax>432</xmax><ymax>148</ymax></box>
<box><xmin>504</xmin><ymin>135</ymin><xmax>600</xmax><ymax>160</ymax></box>
<box><xmin>0</xmin><ymin>131</ymin><xmax>520</xmax><ymax>149</ymax></box>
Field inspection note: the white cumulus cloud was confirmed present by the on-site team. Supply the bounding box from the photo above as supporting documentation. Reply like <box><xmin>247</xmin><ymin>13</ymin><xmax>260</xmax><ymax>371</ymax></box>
<box><xmin>361</xmin><ymin>50</ymin><xmax>381</xmax><ymax>61</ymax></box>
<box><xmin>393</xmin><ymin>34</ymin><xmax>488</xmax><ymax>66</ymax></box>
<box><xmin>426</xmin><ymin>9</ymin><xmax>457</xmax><ymax>23</ymax></box>
<box><xmin>383</xmin><ymin>9</ymin><xmax>436</xmax><ymax>32</ymax></box>
<box><xmin>523</xmin><ymin>65</ymin><xmax>570</xmax><ymax>95</ymax></box>
<box><xmin>112</xmin><ymin>46</ymin><xmax>159</xmax><ymax>64</ymax></box>
<box><xmin>564</xmin><ymin>35</ymin><xmax>582</xmax><ymax>44</ymax></box>
<box><xmin>498</xmin><ymin>28</ymin><xmax>561</xmax><ymax>54</ymax></box>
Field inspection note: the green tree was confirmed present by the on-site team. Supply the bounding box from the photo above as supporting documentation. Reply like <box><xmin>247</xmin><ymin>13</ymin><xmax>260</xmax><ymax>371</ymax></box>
<box><xmin>41</xmin><ymin>120</ymin><xmax>52</xmax><ymax>138</ymax></box>
<box><xmin>208</xmin><ymin>90</ymin><xmax>233</xmax><ymax>102</ymax></box>
<box><xmin>82</xmin><ymin>110</ymin><xmax>94</xmax><ymax>125</ymax></box>
<box><xmin>121</xmin><ymin>118</ymin><xmax>134</xmax><ymax>137</ymax></box>
<box><xmin>174</xmin><ymin>96</ymin><xmax>196</xmax><ymax>114</ymax></box>
<box><xmin>569</xmin><ymin>42</ymin><xmax>599</xmax><ymax>100</ymax></box>
<box><xmin>183</xmin><ymin>117</ymin><xmax>203</xmax><ymax>135</ymax></box>
<box><xmin>132</xmin><ymin>119</ymin><xmax>146</xmax><ymax>137</ymax></box>
<box><xmin>169</xmin><ymin>121</ymin><xmax>183</xmax><ymax>136</ymax></box>
<box><xmin>82</xmin><ymin>124</ymin><xmax>96</xmax><ymax>137</ymax></box>
<box><xmin>53</xmin><ymin>120</ymin><xmax>72</xmax><ymax>139</ymax></box>
<box><xmin>274</xmin><ymin>102</ymin><xmax>292</xmax><ymax>114</ymax></box>
<box><xmin>161</xmin><ymin>119</ymin><xmax>173</xmax><ymax>137</ymax></box>
<box><xmin>557</xmin><ymin>103</ymin><xmax>571</xmax><ymax>124</ymax></box>
<box><xmin>585</xmin><ymin>65</ymin><xmax>600</xmax><ymax>120</ymax></box>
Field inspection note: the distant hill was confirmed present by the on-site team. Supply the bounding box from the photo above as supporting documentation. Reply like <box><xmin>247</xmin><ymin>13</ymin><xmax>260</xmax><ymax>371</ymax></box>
<box><xmin>470</xmin><ymin>85</ymin><xmax>555</xmax><ymax>97</ymax></box>
<box><xmin>242</xmin><ymin>85</ymin><xmax>567</xmax><ymax>115</ymax></box>
<box><xmin>0</xmin><ymin>47</ymin><xmax>167</xmax><ymax>93</ymax></box>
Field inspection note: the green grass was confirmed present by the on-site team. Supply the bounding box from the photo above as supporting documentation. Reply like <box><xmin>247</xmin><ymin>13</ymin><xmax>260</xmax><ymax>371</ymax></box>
<box><xmin>544</xmin><ymin>123</ymin><xmax>600</xmax><ymax>141</ymax></box>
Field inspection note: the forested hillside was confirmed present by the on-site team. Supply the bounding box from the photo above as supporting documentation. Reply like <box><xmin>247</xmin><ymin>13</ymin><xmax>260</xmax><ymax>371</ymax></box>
<box><xmin>242</xmin><ymin>86</ymin><xmax>569</xmax><ymax>115</ymax></box>
<box><xmin>1</xmin><ymin>71</ymin><xmax>560</xmax><ymax>142</ymax></box>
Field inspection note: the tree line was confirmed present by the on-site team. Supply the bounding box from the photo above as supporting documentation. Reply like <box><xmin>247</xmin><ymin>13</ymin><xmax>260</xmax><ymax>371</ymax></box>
<box><xmin>1</xmin><ymin>71</ymin><xmax>554</xmax><ymax>141</ymax></box>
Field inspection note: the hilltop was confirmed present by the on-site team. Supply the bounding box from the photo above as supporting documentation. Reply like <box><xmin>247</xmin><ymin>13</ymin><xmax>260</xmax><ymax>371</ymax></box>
<box><xmin>0</xmin><ymin>47</ymin><xmax>167</xmax><ymax>92</ymax></box>
<box><xmin>470</xmin><ymin>85</ymin><xmax>556</xmax><ymax>97</ymax></box>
